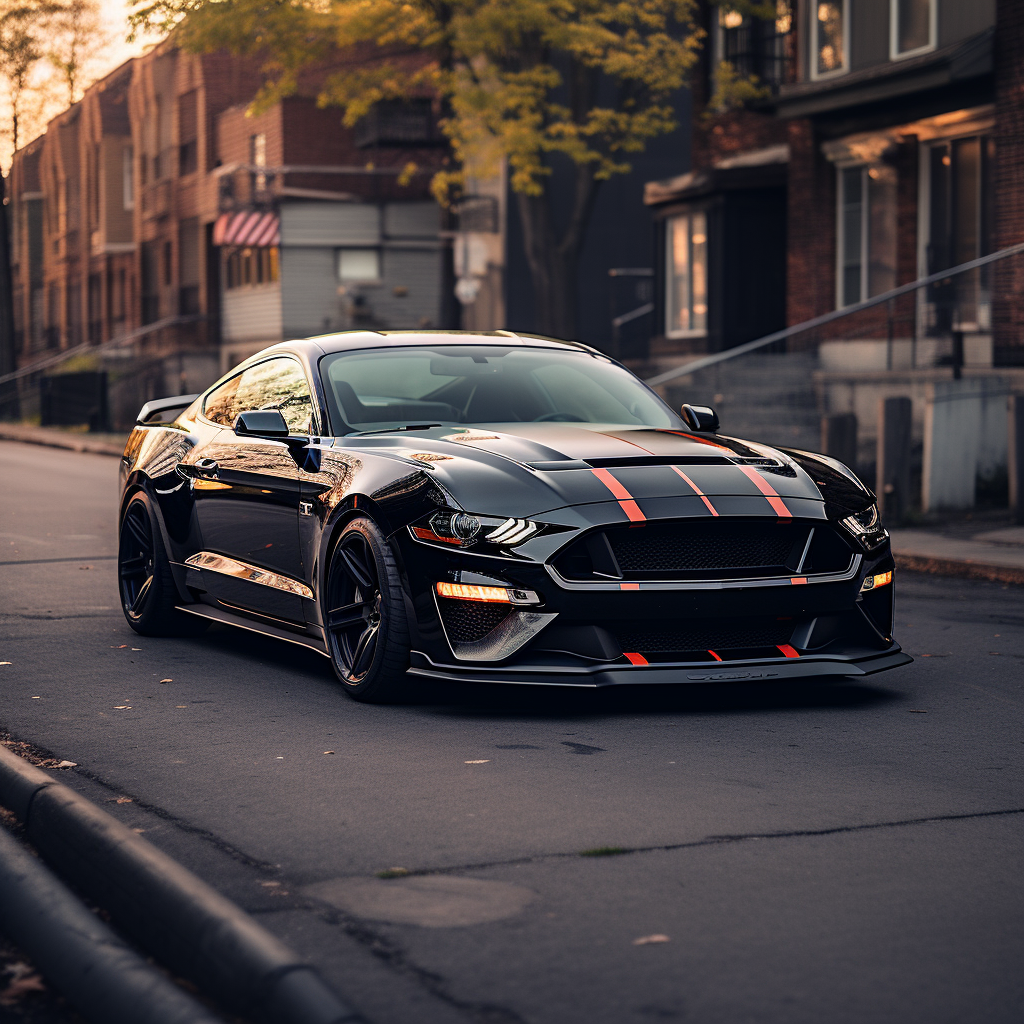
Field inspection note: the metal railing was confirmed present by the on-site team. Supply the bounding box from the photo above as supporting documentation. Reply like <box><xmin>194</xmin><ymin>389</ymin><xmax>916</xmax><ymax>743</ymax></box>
<box><xmin>646</xmin><ymin>241</ymin><xmax>1024</xmax><ymax>387</ymax></box>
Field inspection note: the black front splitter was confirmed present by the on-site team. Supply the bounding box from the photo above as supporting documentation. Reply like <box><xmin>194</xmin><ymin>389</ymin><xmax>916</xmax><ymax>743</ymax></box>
<box><xmin>406</xmin><ymin>648</ymin><xmax>913</xmax><ymax>688</ymax></box>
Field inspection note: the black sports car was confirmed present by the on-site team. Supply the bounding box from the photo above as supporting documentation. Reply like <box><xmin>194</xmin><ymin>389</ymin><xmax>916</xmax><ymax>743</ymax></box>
<box><xmin>118</xmin><ymin>330</ymin><xmax>910</xmax><ymax>701</ymax></box>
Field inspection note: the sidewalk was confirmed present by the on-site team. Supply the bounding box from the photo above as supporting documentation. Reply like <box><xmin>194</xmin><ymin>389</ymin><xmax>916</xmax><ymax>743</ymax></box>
<box><xmin>2</xmin><ymin>421</ymin><xmax>1022</xmax><ymax>584</ymax></box>
<box><xmin>0</xmin><ymin>422</ymin><xmax>126</xmax><ymax>457</ymax></box>
<box><xmin>889</xmin><ymin>525</ymin><xmax>1024</xmax><ymax>586</ymax></box>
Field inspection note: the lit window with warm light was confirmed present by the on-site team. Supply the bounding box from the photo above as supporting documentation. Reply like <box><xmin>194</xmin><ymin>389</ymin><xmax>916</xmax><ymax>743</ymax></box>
<box><xmin>813</xmin><ymin>1</ymin><xmax>847</xmax><ymax>78</ymax></box>
<box><xmin>665</xmin><ymin>212</ymin><xmax>708</xmax><ymax>339</ymax></box>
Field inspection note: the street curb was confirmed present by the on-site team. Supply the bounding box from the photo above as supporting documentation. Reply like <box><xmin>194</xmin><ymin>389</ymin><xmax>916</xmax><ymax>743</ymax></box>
<box><xmin>0</xmin><ymin>424</ymin><xmax>124</xmax><ymax>457</ymax></box>
<box><xmin>0</xmin><ymin>823</ymin><xmax>224</xmax><ymax>1024</ymax></box>
<box><xmin>896</xmin><ymin>553</ymin><xmax>1024</xmax><ymax>586</ymax></box>
<box><xmin>0</xmin><ymin>746</ymin><xmax>364</xmax><ymax>1024</ymax></box>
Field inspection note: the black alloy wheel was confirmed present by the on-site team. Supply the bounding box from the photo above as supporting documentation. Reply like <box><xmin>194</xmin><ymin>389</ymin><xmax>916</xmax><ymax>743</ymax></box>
<box><xmin>118</xmin><ymin>492</ymin><xmax>207</xmax><ymax>636</ymax></box>
<box><xmin>325</xmin><ymin>517</ymin><xmax>410</xmax><ymax>702</ymax></box>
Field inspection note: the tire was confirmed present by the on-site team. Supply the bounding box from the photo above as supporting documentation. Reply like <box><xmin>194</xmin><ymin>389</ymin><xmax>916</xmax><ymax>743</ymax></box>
<box><xmin>324</xmin><ymin>517</ymin><xmax>411</xmax><ymax>703</ymax></box>
<box><xmin>118</xmin><ymin>492</ymin><xmax>208</xmax><ymax>637</ymax></box>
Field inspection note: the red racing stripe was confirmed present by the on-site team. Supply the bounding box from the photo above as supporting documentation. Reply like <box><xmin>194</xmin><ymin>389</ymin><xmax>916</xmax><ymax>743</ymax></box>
<box><xmin>669</xmin><ymin>465</ymin><xmax>720</xmax><ymax>516</ymax></box>
<box><xmin>591</xmin><ymin>467</ymin><xmax>645</xmax><ymax>522</ymax></box>
<box><xmin>777</xmin><ymin>644</ymin><xmax>800</xmax><ymax>658</ymax></box>
<box><xmin>659</xmin><ymin>430</ymin><xmax>731</xmax><ymax>450</ymax></box>
<box><xmin>623</xmin><ymin>652</ymin><xmax>649</xmax><ymax>666</ymax></box>
<box><xmin>708</xmin><ymin>650</ymin><xmax>723</xmax><ymax>661</ymax></box>
<box><xmin>735</xmin><ymin>464</ymin><xmax>793</xmax><ymax>518</ymax></box>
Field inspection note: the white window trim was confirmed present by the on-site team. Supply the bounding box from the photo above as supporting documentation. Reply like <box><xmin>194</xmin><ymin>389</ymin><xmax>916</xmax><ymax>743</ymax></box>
<box><xmin>889</xmin><ymin>0</ymin><xmax>937</xmax><ymax>62</ymax></box>
<box><xmin>664</xmin><ymin>213</ymin><xmax>708</xmax><ymax>340</ymax></box>
<box><xmin>835</xmin><ymin>162</ymin><xmax>868</xmax><ymax>310</ymax></box>
<box><xmin>810</xmin><ymin>0</ymin><xmax>850</xmax><ymax>81</ymax></box>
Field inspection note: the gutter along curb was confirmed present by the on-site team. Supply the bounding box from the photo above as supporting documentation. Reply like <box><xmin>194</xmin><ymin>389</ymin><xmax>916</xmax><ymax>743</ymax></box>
<box><xmin>0</xmin><ymin>745</ymin><xmax>363</xmax><ymax>1024</ymax></box>
<box><xmin>0</xmin><ymin>823</ymin><xmax>223</xmax><ymax>1024</ymax></box>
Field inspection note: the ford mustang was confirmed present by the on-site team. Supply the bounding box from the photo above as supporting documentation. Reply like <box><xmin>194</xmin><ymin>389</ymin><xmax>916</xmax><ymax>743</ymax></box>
<box><xmin>118</xmin><ymin>331</ymin><xmax>910</xmax><ymax>701</ymax></box>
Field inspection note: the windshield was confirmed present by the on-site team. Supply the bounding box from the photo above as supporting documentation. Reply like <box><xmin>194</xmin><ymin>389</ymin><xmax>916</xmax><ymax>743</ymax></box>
<box><xmin>319</xmin><ymin>346</ymin><xmax>680</xmax><ymax>434</ymax></box>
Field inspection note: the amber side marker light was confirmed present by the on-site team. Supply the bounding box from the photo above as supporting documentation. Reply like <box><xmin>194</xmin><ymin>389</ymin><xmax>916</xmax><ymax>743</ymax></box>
<box><xmin>860</xmin><ymin>570</ymin><xmax>893</xmax><ymax>592</ymax></box>
<box><xmin>435</xmin><ymin>581</ymin><xmax>541</xmax><ymax>605</ymax></box>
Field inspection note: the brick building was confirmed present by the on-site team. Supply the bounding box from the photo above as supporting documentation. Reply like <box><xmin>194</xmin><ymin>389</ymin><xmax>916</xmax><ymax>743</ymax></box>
<box><xmin>5</xmin><ymin>41</ymin><xmax>452</xmax><ymax>426</ymax></box>
<box><xmin>644</xmin><ymin>0</ymin><xmax>1023</xmax><ymax>371</ymax></box>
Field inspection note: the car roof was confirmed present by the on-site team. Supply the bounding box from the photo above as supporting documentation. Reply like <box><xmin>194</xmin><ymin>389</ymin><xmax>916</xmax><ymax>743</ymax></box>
<box><xmin>257</xmin><ymin>330</ymin><xmax>598</xmax><ymax>361</ymax></box>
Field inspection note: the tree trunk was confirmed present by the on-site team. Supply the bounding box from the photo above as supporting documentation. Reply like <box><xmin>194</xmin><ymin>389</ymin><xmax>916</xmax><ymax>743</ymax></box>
<box><xmin>515</xmin><ymin>163</ymin><xmax>601</xmax><ymax>339</ymax></box>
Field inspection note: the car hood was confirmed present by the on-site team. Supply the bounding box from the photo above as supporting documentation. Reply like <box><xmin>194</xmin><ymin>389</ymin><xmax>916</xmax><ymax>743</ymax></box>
<box><xmin>347</xmin><ymin>424</ymin><xmax>837</xmax><ymax>521</ymax></box>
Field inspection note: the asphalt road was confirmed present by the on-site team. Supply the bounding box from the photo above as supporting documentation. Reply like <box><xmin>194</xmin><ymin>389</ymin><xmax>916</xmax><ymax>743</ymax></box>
<box><xmin>1</xmin><ymin>439</ymin><xmax>1022</xmax><ymax>1024</ymax></box>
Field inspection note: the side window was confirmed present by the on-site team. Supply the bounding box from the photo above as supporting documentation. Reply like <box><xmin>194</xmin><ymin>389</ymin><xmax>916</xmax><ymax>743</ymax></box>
<box><xmin>232</xmin><ymin>358</ymin><xmax>314</xmax><ymax>434</ymax></box>
<box><xmin>203</xmin><ymin>374</ymin><xmax>243</xmax><ymax>426</ymax></box>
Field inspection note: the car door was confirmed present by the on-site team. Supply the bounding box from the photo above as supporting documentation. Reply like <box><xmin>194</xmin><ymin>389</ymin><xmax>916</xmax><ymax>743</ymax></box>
<box><xmin>183</xmin><ymin>356</ymin><xmax>315</xmax><ymax>623</ymax></box>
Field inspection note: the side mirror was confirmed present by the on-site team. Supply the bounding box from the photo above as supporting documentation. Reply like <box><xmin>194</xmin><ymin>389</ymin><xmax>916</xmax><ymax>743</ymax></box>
<box><xmin>234</xmin><ymin>409</ymin><xmax>290</xmax><ymax>438</ymax></box>
<box><xmin>681</xmin><ymin>404</ymin><xmax>720</xmax><ymax>433</ymax></box>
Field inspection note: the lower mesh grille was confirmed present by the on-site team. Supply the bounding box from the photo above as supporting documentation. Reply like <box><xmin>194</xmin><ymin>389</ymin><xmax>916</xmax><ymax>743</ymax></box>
<box><xmin>613</xmin><ymin>617</ymin><xmax>795</xmax><ymax>654</ymax></box>
<box><xmin>437</xmin><ymin>597</ymin><xmax>512</xmax><ymax>644</ymax></box>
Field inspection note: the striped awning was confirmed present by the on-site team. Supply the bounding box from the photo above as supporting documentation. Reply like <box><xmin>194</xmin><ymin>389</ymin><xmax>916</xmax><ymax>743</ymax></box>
<box><xmin>213</xmin><ymin>210</ymin><xmax>280</xmax><ymax>247</ymax></box>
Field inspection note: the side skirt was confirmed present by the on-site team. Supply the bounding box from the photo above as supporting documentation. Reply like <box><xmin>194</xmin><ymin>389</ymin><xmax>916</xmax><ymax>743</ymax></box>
<box><xmin>175</xmin><ymin>604</ymin><xmax>329</xmax><ymax>657</ymax></box>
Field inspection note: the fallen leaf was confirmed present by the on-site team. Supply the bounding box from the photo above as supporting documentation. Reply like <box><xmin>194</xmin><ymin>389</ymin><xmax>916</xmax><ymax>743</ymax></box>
<box><xmin>111</xmin><ymin>645</ymin><xmax>127</xmax><ymax>649</ymax></box>
<box><xmin>132</xmin><ymin>828</ymin><xmax>146</xmax><ymax>834</ymax></box>
<box><xmin>261</xmin><ymin>881</ymin><xmax>281</xmax><ymax>888</ymax></box>
<box><xmin>115</xmin><ymin>797</ymin><xmax>132</xmax><ymax>804</ymax></box>
<box><xmin>465</xmin><ymin>759</ymin><xmax>490</xmax><ymax>764</ymax></box>
<box><xmin>160</xmin><ymin>678</ymin><xmax>173</xmax><ymax>683</ymax></box>
<box><xmin>0</xmin><ymin>661</ymin><xmax>11</xmax><ymax>666</ymax></box>
<box><xmin>175</xmin><ymin>705</ymin><xmax>188</xmax><ymax>708</ymax></box>
<box><xmin>131</xmin><ymin>648</ymin><xmax>142</xmax><ymax>651</ymax></box>
<box><xmin>0</xmin><ymin>970</ymin><xmax>46</xmax><ymax>1005</ymax></box>
<box><xmin>31</xmin><ymin>696</ymin><xmax>40</xmax><ymax>699</ymax></box>
<box><xmin>113</xmin><ymin>706</ymin><xmax>132</xmax><ymax>710</ymax></box>
<box><xmin>633</xmin><ymin>934</ymin><xmax>670</xmax><ymax>945</ymax></box>
<box><xmin>54</xmin><ymin>760</ymin><xmax>77</xmax><ymax>769</ymax></box>
<box><xmin>324</xmin><ymin>750</ymin><xmax>335</xmax><ymax>755</ymax></box>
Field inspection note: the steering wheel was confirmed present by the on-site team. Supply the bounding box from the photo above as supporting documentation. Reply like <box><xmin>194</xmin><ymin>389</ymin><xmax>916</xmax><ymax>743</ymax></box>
<box><xmin>535</xmin><ymin>412</ymin><xmax>586</xmax><ymax>422</ymax></box>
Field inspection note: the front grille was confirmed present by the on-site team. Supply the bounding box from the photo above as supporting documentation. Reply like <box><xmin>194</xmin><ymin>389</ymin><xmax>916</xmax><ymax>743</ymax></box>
<box><xmin>437</xmin><ymin>597</ymin><xmax>512</xmax><ymax>644</ymax></box>
<box><xmin>554</xmin><ymin>519</ymin><xmax>853</xmax><ymax>581</ymax></box>
<box><xmin>611</xmin><ymin>521</ymin><xmax>797</xmax><ymax>573</ymax></box>
<box><xmin>613</xmin><ymin>616</ymin><xmax>795</xmax><ymax>654</ymax></box>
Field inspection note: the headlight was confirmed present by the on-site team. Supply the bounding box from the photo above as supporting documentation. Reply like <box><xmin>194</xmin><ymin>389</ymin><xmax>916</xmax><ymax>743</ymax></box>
<box><xmin>409</xmin><ymin>511</ymin><xmax>541</xmax><ymax>550</ymax></box>
<box><xmin>839</xmin><ymin>504</ymin><xmax>887</xmax><ymax>547</ymax></box>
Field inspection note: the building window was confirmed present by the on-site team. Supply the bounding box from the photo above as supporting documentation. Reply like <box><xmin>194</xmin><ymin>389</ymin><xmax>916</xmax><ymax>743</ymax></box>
<box><xmin>717</xmin><ymin>1</ymin><xmax>794</xmax><ymax>90</ymax></box>
<box><xmin>837</xmin><ymin>164</ymin><xmax>897</xmax><ymax>308</ymax></box>
<box><xmin>925</xmin><ymin>135</ymin><xmax>995</xmax><ymax>334</ymax></box>
<box><xmin>250</xmin><ymin>133</ymin><xmax>267</xmax><ymax>193</ymax></box>
<box><xmin>665</xmin><ymin>212</ymin><xmax>708</xmax><ymax>338</ymax></box>
<box><xmin>123</xmin><ymin>147</ymin><xmax>134</xmax><ymax>210</ymax></box>
<box><xmin>812</xmin><ymin>1</ymin><xmax>847</xmax><ymax>78</ymax></box>
<box><xmin>225</xmin><ymin>247</ymin><xmax>280</xmax><ymax>289</ymax></box>
<box><xmin>338</xmin><ymin>249</ymin><xmax>381</xmax><ymax>282</ymax></box>
<box><xmin>891</xmin><ymin>0</ymin><xmax>935</xmax><ymax>59</ymax></box>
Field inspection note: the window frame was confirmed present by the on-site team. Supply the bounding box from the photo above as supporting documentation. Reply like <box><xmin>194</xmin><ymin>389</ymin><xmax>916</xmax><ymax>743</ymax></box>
<box><xmin>809</xmin><ymin>0</ymin><xmax>849</xmax><ymax>81</ymax></box>
<box><xmin>199</xmin><ymin>354</ymin><xmax>321</xmax><ymax>436</ymax></box>
<box><xmin>890</xmin><ymin>0</ymin><xmax>937</xmax><ymax>62</ymax></box>
<box><xmin>663</xmin><ymin>210</ymin><xmax>709</xmax><ymax>340</ymax></box>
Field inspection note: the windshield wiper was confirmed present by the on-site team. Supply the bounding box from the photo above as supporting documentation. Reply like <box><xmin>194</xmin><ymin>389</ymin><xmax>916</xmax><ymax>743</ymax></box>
<box><xmin>352</xmin><ymin>423</ymin><xmax>444</xmax><ymax>436</ymax></box>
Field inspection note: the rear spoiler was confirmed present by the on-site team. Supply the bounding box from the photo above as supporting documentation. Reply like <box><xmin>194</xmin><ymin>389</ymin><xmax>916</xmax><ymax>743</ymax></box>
<box><xmin>136</xmin><ymin>394</ymin><xmax>199</xmax><ymax>426</ymax></box>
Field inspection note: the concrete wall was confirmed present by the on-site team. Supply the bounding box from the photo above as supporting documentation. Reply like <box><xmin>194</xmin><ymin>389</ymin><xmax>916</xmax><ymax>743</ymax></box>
<box><xmin>923</xmin><ymin>378</ymin><xmax>1012</xmax><ymax>511</ymax></box>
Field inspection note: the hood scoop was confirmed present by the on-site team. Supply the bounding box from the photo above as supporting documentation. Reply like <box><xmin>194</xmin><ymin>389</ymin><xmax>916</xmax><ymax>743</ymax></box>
<box><xmin>529</xmin><ymin>455</ymin><xmax>732</xmax><ymax>471</ymax></box>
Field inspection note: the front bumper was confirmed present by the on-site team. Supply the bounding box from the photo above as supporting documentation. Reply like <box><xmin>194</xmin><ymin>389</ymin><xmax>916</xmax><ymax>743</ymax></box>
<box><xmin>407</xmin><ymin>647</ymin><xmax>912</xmax><ymax>687</ymax></box>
